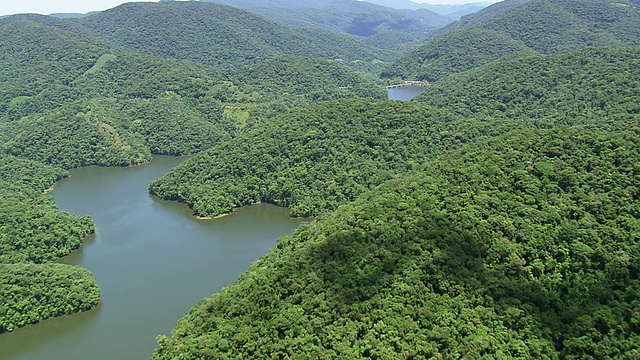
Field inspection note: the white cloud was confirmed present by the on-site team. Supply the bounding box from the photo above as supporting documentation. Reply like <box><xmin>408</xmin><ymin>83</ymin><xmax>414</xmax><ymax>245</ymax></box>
<box><xmin>0</xmin><ymin>0</ymin><xmax>159</xmax><ymax>16</ymax></box>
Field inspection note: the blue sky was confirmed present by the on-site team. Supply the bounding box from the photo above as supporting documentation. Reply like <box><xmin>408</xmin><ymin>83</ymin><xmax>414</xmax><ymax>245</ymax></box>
<box><xmin>0</xmin><ymin>0</ymin><xmax>500</xmax><ymax>16</ymax></box>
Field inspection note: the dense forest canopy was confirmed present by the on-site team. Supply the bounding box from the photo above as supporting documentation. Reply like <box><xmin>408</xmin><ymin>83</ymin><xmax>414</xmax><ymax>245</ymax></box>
<box><xmin>1</xmin><ymin>0</ymin><xmax>639</xmax><ymax>358</ymax></box>
<box><xmin>201</xmin><ymin>0</ymin><xmax>451</xmax><ymax>51</ymax></box>
<box><xmin>0</xmin><ymin>16</ymin><xmax>386</xmax><ymax>164</ymax></box>
<box><xmin>382</xmin><ymin>0</ymin><xmax>640</xmax><ymax>81</ymax></box>
<box><xmin>414</xmin><ymin>47</ymin><xmax>640</xmax><ymax>122</ymax></box>
<box><xmin>0</xmin><ymin>263</ymin><xmax>100</xmax><ymax>333</ymax></box>
<box><xmin>150</xmin><ymin>46</ymin><xmax>640</xmax><ymax>219</ymax></box>
<box><xmin>73</xmin><ymin>1</ymin><xmax>400</xmax><ymax>71</ymax></box>
<box><xmin>0</xmin><ymin>0</ymin><xmax>395</xmax><ymax>335</ymax></box>
<box><xmin>153</xmin><ymin>127</ymin><xmax>640</xmax><ymax>359</ymax></box>
<box><xmin>0</xmin><ymin>154</ymin><xmax>97</xmax><ymax>333</ymax></box>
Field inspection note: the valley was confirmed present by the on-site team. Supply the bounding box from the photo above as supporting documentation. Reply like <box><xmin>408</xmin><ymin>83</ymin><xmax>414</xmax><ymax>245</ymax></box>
<box><xmin>1</xmin><ymin>0</ymin><xmax>639</xmax><ymax>358</ymax></box>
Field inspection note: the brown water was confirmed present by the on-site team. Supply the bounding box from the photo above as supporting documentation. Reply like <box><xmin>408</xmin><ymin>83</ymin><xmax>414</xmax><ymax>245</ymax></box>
<box><xmin>0</xmin><ymin>156</ymin><xmax>305</xmax><ymax>360</ymax></box>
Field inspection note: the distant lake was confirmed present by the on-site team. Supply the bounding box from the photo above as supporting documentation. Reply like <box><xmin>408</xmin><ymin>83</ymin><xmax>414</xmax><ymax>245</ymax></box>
<box><xmin>387</xmin><ymin>85</ymin><xmax>426</xmax><ymax>100</ymax></box>
<box><xmin>0</xmin><ymin>156</ymin><xmax>306</xmax><ymax>360</ymax></box>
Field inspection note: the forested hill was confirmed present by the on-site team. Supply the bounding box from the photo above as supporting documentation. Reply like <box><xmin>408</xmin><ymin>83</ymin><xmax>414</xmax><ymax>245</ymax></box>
<box><xmin>382</xmin><ymin>0</ymin><xmax>640</xmax><ymax>81</ymax></box>
<box><xmin>201</xmin><ymin>0</ymin><xmax>451</xmax><ymax>51</ymax></box>
<box><xmin>363</xmin><ymin>0</ymin><xmax>490</xmax><ymax>20</ymax></box>
<box><xmin>0</xmin><ymin>16</ymin><xmax>385</xmax><ymax>166</ymax></box>
<box><xmin>66</xmin><ymin>1</ymin><xmax>399</xmax><ymax>69</ymax></box>
<box><xmin>154</xmin><ymin>126</ymin><xmax>640</xmax><ymax>358</ymax></box>
<box><xmin>0</xmin><ymin>155</ymin><xmax>99</xmax><ymax>333</ymax></box>
<box><xmin>149</xmin><ymin>46</ymin><xmax>640</xmax><ymax>219</ymax></box>
<box><xmin>414</xmin><ymin>47</ymin><xmax>640</xmax><ymax>122</ymax></box>
<box><xmin>428</xmin><ymin>0</ymin><xmax>532</xmax><ymax>37</ymax></box>
<box><xmin>206</xmin><ymin>0</ymin><xmax>452</xmax><ymax>31</ymax></box>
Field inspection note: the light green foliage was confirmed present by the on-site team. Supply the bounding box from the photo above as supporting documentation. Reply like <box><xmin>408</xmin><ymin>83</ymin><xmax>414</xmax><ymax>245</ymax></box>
<box><xmin>153</xmin><ymin>127</ymin><xmax>640</xmax><ymax>359</ymax></box>
<box><xmin>2</xmin><ymin>100</ymin><xmax>152</xmax><ymax>168</ymax></box>
<box><xmin>83</xmin><ymin>54</ymin><xmax>117</xmax><ymax>75</ymax></box>
<box><xmin>0</xmin><ymin>263</ymin><xmax>100</xmax><ymax>333</ymax></box>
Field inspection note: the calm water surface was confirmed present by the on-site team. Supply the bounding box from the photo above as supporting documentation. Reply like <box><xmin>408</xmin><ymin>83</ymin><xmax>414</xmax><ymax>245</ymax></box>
<box><xmin>0</xmin><ymin>156</ymin><xmax>305</xmax><ymax>360</ymax></box>
<box><xmin>387</xmin><ymin>85</ymin><xmax>426</xmax><ymax>100</ymax></box>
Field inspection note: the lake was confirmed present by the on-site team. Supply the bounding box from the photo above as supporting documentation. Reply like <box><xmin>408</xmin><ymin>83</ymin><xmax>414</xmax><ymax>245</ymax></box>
<box><xmin>0</xmin><ymin>156</ymin><xmax>306</xmax><ymax>360</ymax></box>
<box><xmin>387</xmin><ymin>85</ymin><xmax>426</xmax><ymax>100</ymax></box>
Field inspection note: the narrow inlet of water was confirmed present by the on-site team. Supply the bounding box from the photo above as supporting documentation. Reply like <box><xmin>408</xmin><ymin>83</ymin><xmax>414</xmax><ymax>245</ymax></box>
<box><xmin>0</xmin><ymin>156</ymin><xmax>305</xmax><ymax>360</ymax></box>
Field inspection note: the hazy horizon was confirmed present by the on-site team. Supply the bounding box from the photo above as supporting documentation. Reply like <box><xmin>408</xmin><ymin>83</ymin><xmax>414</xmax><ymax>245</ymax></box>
<box><xmin>0</xmin><ymin>0</ymin><xmax>500</xmax><ymax>17</ymax></box>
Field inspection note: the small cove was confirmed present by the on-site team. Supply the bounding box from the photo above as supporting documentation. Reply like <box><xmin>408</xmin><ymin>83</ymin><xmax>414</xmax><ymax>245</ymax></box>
<box><xmin>0</xmin><ymin>156</ymin><xmax>305</xmax><ymax>360</ymax></box>
<box><xmin>387</xmin><ymin>85</ymin><xmax>426</xmax><ymax>100</ymax></box>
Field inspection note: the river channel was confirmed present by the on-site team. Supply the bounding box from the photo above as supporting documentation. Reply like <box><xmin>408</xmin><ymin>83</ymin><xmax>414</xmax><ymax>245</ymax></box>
<box><xmin>0</xmin><ymin>156</ymin><xmax>306</xmax><ymax>360</ymax></box>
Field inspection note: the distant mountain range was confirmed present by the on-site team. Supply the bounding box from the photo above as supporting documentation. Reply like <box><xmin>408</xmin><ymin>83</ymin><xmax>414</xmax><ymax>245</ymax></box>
<box><xmin>382</xmin><ymin>0</ymin><xmax>640</xmax><ymax>81</ymax></box>
<box><xmin>200</xmin><ymin>0</ymin><xmax>452</xmax><ymax>51</ymax></box>
<box><xmin>363</xmin><ymin>0</ymin><xmax>494</xmax><ymax>19</ymax></box>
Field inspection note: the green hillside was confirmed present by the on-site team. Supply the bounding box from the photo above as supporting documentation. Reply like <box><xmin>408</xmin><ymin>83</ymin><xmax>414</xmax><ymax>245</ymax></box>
<box><xmin>2</xmin><ymin>0</ymin><xmax>640</xmax><ymax>355</ymax></box>
<box><xmin>74</xmin><ymin>2</ymin><xmax>398</xmax><ymax>70</ymax></box>
<box><xmin>149</xmin><ymin>46</ymin><xmax>640</xmax><ymax>219</ymax></box>
<box><xmin>0</xmin><ymin>155</ymin><xmax>98</xmax><ymax>333</ymax></box>
<box><xmin>1</xmin><ymin>17</ymin><xmax>384</xmax><ymax>164</ymax></box>
<box><xmin>153</xmin><ymin>126</ymin><xmax>640</xmax><ymax>359</ymax></box>
<box><xmin>0</xmin><ymin>5</ymin><xmax>387</xmax><ymax>334</ymax></box>
<box><xmin>414</xmin><ymin>47</ymin><xmax>640</xmax><ymax>122</ymax></box>
<box><xmin>203</xmin><ymin>0</ymin><xmax>450</xmax><ymax>51</ymax></box>
<box><xmin>382</xmin><ymin>0</ymin><xmax>640</xmax><ymax>81</ymax></box>
<box><xmin>0</xmin><ymin>263</ymin><xmax>100</xmax><ymax>333</ymax></box>
<box><xmin>0</xmin><ymin>18</ymin><xmax>105</xmax><ymax>111</ymax></box>
<box><xmin>380</xmin><ymin>28</ymin><xmax>534</xmax><ymax>81</ymax></box>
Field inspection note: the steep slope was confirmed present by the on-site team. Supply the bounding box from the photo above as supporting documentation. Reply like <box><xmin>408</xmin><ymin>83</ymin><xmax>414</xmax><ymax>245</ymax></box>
<box><xmin>149</xmin><ymin>46</ymin><xmax>640</xmax><ymax>218</ymax></box>
<box><xmin>232</xmin><ymin>55</ymin><xmax>387</xmax><ymax>105</ymax></box>
<box><xmin>429</xmin><ymin>0</ymin><xmax>532</xmax><ymax>37</ymax></box>
<box><xmin>203</xmin><ymin>0</ymin><xmax>450</xmax><ymax>39</ymax></box>
<box><xmin>0</xmin><ymin>17</ymin><xmax>105</xmax><ymax>110</ymax></box>
<box><xmin>380</xmin><ymin>28</ymin><xmax>534</xmax><ymax>81</ymax></box>
<box><xmin>154</xmin><ymin>126</ymin><xmax>640</xmax><ymax>359</ymax></box>
<box><xmin>1</xmin><ymin>17</ymin><xmax>385</xmax><ymax>165</ymax></box>
<box><xmin>382</xmin><ymin>0</ymin><xmax>640</xmax><ymax>81</ymax></box>
<box><xmin>414</xmin><ymin>47</ymin><xmax>640</xmax><ymax>122</ymax></box>
<box><xmin>75</xmin><ymin>1</ymin><xmax>398</xmax><ymax>69</ymax></box>
<box><xmin>0</xmin><ymin>155</ymin><xmax>98</xmax><ymax>333</ymax></box>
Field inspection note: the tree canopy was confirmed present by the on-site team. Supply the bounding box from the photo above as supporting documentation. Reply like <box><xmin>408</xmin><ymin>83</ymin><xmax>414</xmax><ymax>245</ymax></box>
<box><xmin>154</xmin><ymin>126</ymin><xmax>640</xmax><ymax>359</ymax></box>
<box><xmin>382</xmin><ymin>0</ymin><xmax>640</xmax><ymax>81</ymax></box>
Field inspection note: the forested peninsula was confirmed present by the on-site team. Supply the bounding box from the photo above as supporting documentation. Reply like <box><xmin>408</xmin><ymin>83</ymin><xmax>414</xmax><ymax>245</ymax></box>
<box><xmin>0</xmin><ymin>155</ymin><xmax>98</xmax><ymax>333</ymax></box>
<box><xmin>1</xmin><ymin>0</ymin><xmax>639</xmax><ymax>358</ymax></box>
